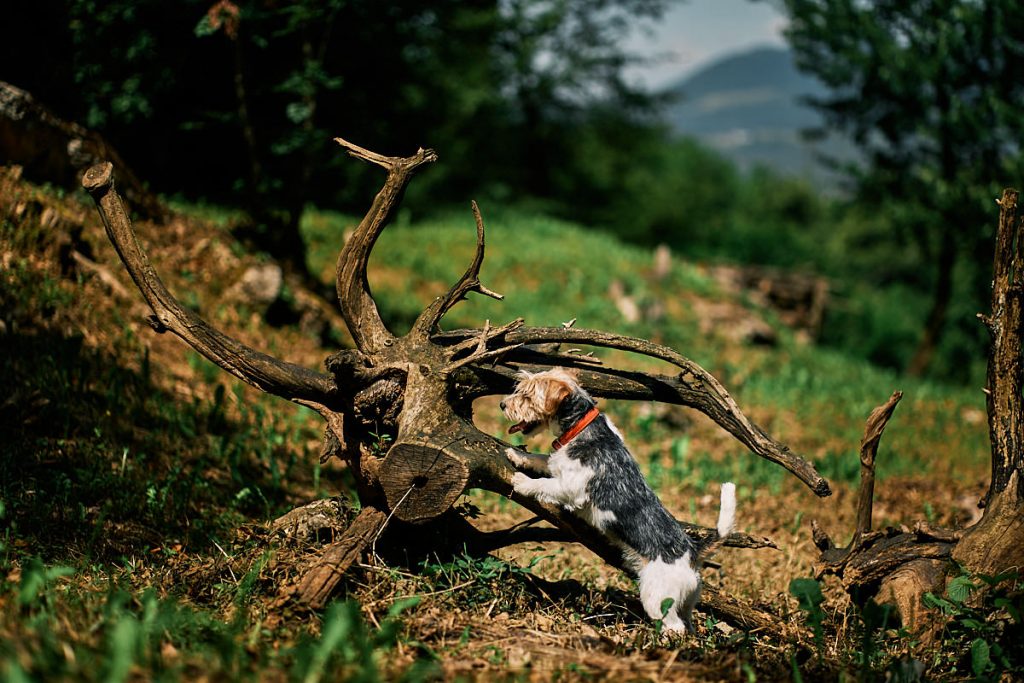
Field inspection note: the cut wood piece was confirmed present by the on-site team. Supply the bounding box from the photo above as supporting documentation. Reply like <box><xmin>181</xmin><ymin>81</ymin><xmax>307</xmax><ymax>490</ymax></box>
<box><xmin>295</xmin><ymin>506</ymin><xmax>387</xmax><ymax>609</ymax></box>
<box><xmin>379</xmin><ymin>442</ymin><xmax>470</xmax><ymax>523</ymax></box>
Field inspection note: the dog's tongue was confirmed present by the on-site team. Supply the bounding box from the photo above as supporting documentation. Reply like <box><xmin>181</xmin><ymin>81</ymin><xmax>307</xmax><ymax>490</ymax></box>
<box><xmin>508</xmin><ymin>422</ymin><xmax>527</xmax><ymax>434</ymax></box>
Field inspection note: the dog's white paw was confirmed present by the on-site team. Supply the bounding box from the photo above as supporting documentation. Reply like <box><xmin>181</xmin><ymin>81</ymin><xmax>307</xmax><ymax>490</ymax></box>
<box><xmin>505</xmin><ymin>447</ymin><xmax>528</xmax><ymax>467</ymax></box>
<box><xmin>511</xmin><ymin>471</ymin><xmax>532</xmax><ymax>492</ymax></box>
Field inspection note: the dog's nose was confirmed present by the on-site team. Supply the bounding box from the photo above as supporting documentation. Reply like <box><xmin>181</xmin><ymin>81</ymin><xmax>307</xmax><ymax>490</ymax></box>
<box><xmin>499</xmin><ymin>400</ymin><xmax>506</xmax><ymax>411</ymax></box>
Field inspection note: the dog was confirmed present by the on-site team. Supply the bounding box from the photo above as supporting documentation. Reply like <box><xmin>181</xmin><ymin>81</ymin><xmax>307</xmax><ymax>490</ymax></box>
<box><xmin>501</xmin><ymin>368</ymin><xmax>736</xmax><ymax>634</ymax></box>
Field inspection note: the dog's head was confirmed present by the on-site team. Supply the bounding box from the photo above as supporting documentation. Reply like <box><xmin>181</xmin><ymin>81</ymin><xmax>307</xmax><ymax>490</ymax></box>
<box><xmin>500</xmin><ymin>368</ymin><xmax>580</xmax><ymax>436</ymax></box>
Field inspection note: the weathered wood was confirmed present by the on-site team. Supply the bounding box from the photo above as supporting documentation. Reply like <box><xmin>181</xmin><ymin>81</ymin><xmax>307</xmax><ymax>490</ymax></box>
<box><xmin>2</xmin><ymin>81</ymin><xmax>165</xmax><ymax>220</ymax></box>
<box><xmin>468</xmin><ymin>521</ymin><xmax>776</xmax><ymax>553</ymax></box>
<box><xmin>379</xmin><ymin>442</ymin><xmax>470</xmax><ymax>523</ymax></box>
<box><xmin>842</xmin><ymin>533</ymin><xmax>953</xmax><ymax>587</ymax></box>
<box><xmin>855</xmin><ymin>391</ymin><xmax>903</xmax><ymax>540</ymax></box>
<box><xmin>953</xmin><ymin>188</ymin><xmax>1024</xmax><ymax>578</ymax></box>
<box><xmin>333</xmin><ymin>137</ymin><xmax>436</xmax><ymax>354</ymax></box>
<box><xmin>981</xmin><ymin>188</ymin><xmax>1024</xmax><ymax>508</ymax></box>
<box><xmin>701</xmin><ymin>585</ymin><xmax>784</xmax><ymax>632</ymax></box>
<box><xmin>875</xmin><ymin>558</ymin><xmax>948</xmax><ymax>633</ymax></box>
<box><xmin>271</xmin><ymin>497</ymin><xmax>352</xmax><ymax>541</ymax></box>
<box><xmin>412</xmin><ymin>200</ymin><xmax>503</xmax><ymax>338</ymax></box>
<box><xmin>808</xmin><ymin>188</ymin><xmax>1024</xmax><ymax>632</ymax></box>
<box><xmin>295</xmin><ymin>506</ymin><xmax>387</xmax><ymax>609</ymax></box>
<box><xmin>952</xmin><ymin>470</ymin><xmax>1024</xmax><ymax>578</ymax></box>
<box><xmin>808</xmin><ymin>392</ymin><xmax>951</xmax><ymax>630</ymax></box>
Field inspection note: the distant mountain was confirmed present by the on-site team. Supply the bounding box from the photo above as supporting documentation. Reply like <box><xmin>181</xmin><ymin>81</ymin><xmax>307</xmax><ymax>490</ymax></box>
<box><xmin>662</xmin><ymin>46</ymin><xmax>856</xmax><ymax>184</ymax></box>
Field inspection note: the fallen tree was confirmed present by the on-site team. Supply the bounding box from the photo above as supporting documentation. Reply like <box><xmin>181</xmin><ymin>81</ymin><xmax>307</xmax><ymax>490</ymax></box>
<box><xmin>810</xmin><ymin>189</ymin><xmax>1024</xmax><ymax>632</ymax></box>
<box><xmin>82</xmin><ymin>138</ymin><xmax>832</xmax><ymax>629</ymax></box>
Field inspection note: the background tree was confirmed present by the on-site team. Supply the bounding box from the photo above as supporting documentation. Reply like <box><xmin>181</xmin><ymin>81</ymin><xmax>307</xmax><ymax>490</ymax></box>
<box><xmin>778</xmin><ymin>0</ymin><xmax>1024</xmax><ymax>376</ymax></box>
<box><xmin>1</xmin><ymin>0</ymin><xmax>673</xmax><ymax>285</ymax></box>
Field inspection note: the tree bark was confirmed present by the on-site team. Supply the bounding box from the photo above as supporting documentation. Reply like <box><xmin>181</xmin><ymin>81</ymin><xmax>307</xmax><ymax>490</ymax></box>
<box><xmin>953</xmin><ymin>188</ymin><xmax>1024</xmax><ymax>576</ymax></box>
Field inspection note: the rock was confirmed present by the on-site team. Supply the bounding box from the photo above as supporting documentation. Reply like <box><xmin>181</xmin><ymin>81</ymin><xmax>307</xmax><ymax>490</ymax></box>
<box><xmin>228</xmin><ymin>263</ymin><xmax>283</xmax><ymax>309</ymax></box>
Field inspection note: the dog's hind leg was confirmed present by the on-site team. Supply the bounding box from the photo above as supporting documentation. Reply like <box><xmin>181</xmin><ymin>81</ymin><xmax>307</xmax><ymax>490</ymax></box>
<box><xmin>639</xmin><ymin>556</ymin><xmax>700</xmax><ymax>634</ymax></box>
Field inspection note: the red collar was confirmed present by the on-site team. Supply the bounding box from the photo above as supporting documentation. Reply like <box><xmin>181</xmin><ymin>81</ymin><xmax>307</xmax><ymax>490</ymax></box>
<box><xmin>551</xmin><ymin>406</ymin><xmax>601</xmax><ymax>451</ymax></box>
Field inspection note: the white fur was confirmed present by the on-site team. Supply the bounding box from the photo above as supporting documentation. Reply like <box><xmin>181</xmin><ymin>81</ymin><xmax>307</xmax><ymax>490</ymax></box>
<box><xmin>639</xmin><ymin>553</ymin><xmax>702</xmax><ymax>633</ymax></box>
<box><xmin>580</xmin><ymin>504</ymin><xmax>618</xmax><ymax>532</ymax></box>
<box><xmin>717</xmin><ymin>483</ymin><xmax>736</xmax><ymax>539</ymax></box>
<box><xmin>511</xmin><ymin>446</ymin><xmax>594</xmax><ymax>510</ymax></box>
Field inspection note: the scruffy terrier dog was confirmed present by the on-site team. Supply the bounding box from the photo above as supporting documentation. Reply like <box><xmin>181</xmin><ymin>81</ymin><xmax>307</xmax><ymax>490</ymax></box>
<box><xmin>502</xmin><ymin>368</ymin><xmax>736</xmax><ymax>634</ymax></box>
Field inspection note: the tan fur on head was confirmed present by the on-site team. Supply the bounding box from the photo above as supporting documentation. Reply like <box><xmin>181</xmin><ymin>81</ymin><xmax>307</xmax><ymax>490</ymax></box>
<box><xmin>502</xmin><ymin>368</ymin><xmax>580</xmax><ymax>435</ymax></box>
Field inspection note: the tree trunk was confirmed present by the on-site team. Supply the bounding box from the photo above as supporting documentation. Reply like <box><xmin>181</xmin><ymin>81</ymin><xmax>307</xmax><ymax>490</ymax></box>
<box><xmin>953</xmin><ymin>188</ymin><xmax>1024</xmax><ymax>576</ymax></box>
<box><xmin>907</xmin><ymin>229</ymin><xmax>955</xmax><ymax>376</ymax></box>
<box><xmin>811</xmin><ymin>188</ymin><xmax>1024</xmax><ymax>631</ymax></box>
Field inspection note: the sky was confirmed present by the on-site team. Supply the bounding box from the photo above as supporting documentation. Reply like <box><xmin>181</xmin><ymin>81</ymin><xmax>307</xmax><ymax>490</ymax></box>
<box><xmin>623</xmin><ymin>0</ymin><xmax>789</xmax><ymax>90</ymax></box>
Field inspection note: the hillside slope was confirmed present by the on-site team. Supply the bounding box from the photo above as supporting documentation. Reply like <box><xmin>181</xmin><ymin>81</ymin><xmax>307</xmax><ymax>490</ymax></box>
<box><xmin>1</xmin><ymin>168</ymin><xmax>993</xmax><ymax>680</ymax></box>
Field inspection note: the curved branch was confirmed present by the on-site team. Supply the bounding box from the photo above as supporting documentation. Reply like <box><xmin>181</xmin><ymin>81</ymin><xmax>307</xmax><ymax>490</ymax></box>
<box><xmin>440</xmin><ymin>328</ymin><xmax>831</xmax><ymax>497</ymax></box>
<box><xmin>411</xmin><ymin>201</ymin><xmax>504</xmax><ymax>338</ymax></box>
<box><xmin>83</xmin><ymin>163</ymin><xmax>336</xmax><ymax>405</ymax></box>
<box><xmin>472</xmin><ymin>517</ymin><xmax>775</xmax><ymax>553</ymax></box>
<box><xmin>333</xmin><ymin>137</ymin><xmax>437</xmax><ymax>353</ymax></box>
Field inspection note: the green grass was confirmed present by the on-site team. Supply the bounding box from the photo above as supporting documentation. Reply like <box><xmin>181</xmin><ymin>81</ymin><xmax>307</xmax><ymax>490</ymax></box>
<box><xmin>303</xmin><ymin>206</ymin><xmax>989</xmax><ymax>488</ymax></box>
<box><xmin>2</xmin><ymin>556</ymin><xmax>435</xmax><ymax>682</ymax></box>
<box><xmin>302</xmin><ymin>206</ymin><xmax>713</xmax><ymax>346</ymax></box>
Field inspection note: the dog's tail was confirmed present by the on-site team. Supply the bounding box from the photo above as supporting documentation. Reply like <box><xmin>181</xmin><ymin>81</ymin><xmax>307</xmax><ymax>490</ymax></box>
<box><xmin>716</xmin><ymin>482</ymin><xmax>736</xmax><ymax>539</ymax></box>
<box><xmin>699</xmin><ymin>482</ymin><xmax>736</xmax><ymax>559</ymax></box>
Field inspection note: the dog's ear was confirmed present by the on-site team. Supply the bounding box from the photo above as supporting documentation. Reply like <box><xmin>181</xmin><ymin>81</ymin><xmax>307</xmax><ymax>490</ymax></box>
<box><xmin>543</xmin><ymin>377</ymin><xmax>573</xmax><ymax>414</ymax></box>
<box><xmin>562</xmin><ymin>367</ymin><xmax>581</xmax><ymax>380</ymax></box>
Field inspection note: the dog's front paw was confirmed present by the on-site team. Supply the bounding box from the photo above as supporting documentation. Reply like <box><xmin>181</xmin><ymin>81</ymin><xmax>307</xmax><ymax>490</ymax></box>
<box><xmin>511</xmin><ymin>471</ymin><xmax>533</xmax><ymax>493</ymax></box>
<box><xmin>506</xmin><ymin>447</ymin><xmax>529</xmax><ymax>468</ymax></box>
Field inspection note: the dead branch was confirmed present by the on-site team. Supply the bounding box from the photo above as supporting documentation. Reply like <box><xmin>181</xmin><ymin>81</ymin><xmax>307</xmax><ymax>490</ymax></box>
<box><xmin>82</xmin><ymin>163</ymin><xmax>336</xmax><ymax>405</ymax></box>
<box><xmin>811</xmin><ymin>391</ymin><xmax>904</xmax><ymax>569</ymax></box>
<box><xmin>854</xmin><ymin>391</ymin><xmax>903</xmax><ymax>541</ymax></box>
<box><xmin>953</xmin><ymin>188</ymin><xmax>1024</xmax><ymax>578</ymax></box>
<box><xmin>450</xmin><ymin>356</ymin><xmax>831</xmax><ymax>497</ymax></box>
<box><xmin>471</xmin><ymin>520</ymin><xmax>776</xmax><ymax>553</ymax></box>
<box><xmin>333</xmin><ymin>137</ymin><xmax>437</xmax><ymax>353</ymax></box>
<box><xmin>293</xmin><ymin>506</ymin><xmax>387</xmax><ymax>609</ymax></box>
<box><xmin>413</xmin><ymin>201</ymin><xmax>504</xmax><ymax>338</ymax></box>
<box><xmin>90</xmin><ymin>136</ymin><xmax>821</xmax><ymax>632</ymax></box>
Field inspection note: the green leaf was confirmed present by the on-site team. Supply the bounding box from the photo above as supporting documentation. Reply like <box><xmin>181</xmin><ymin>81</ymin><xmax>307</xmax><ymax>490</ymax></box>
<box><xmin>194</xmin><ymin>15</ymin><xmax>216</xmax><ymax>38</ymax></box>
<box><xmin>387</xmin><ymin>596</ymin><xmax>421</xmax><ymax>618</ymax></box>
<box><xmin>970</xmin><ymin>638</ymin><xmax>991</xmax><ymax>676</ymax></box>
<box><xmin>923</xmin><ymin>592</ymin><xmax>955</xmax><ymax>614</ymax></box>
<box><xmin>17</xmin><ymin>559</ymin><xmax>74</xmax><ymax>606</ymax></box>
<box><xmin>976</xmin><ymin>570</ymin><xmax>1019</xmax><ymax>587</ymax></box>
<box><xmin>789</xmin><ymin>578</ymin><xmax>824</xmax><ymax>609</ymax></box>
<box><xmin>947</xmin><ymin>575</ymin><xmax>976</xmax><ymax>604</ymax></box>
<box><xmin>660</xmin><ymin>597</ymin><xmax>675</xmax><ymax>618</ymax></box>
